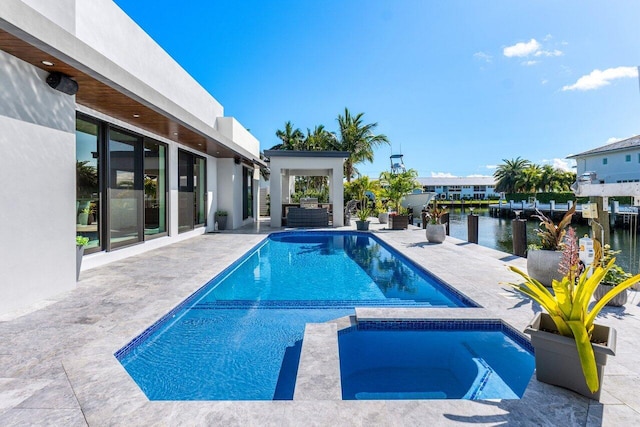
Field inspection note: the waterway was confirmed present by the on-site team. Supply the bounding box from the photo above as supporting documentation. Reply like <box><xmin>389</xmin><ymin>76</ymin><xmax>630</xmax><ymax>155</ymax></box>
<box><xmin>446</xmin><ymin>208</ymin><xmax>640</xmax><ymax>275</ymax></box>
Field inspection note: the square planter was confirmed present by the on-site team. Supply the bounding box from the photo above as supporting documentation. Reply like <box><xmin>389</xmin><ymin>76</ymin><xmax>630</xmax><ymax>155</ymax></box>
<box><xmin>524</xmin><ymin>312</ymin><xmax>616</xmax><ymax>400</ymax></box>
<box><xmin>388</xmin><ymin>215</ymin><xmax>409</xmax><ymax>230</ymax></box>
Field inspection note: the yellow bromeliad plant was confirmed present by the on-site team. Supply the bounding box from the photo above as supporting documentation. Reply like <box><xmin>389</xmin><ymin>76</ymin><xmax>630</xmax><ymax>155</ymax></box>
<box><xmin>508</xmin><ymin>259</ymin><xmax>640</xmax><ymax>393</ymax></box>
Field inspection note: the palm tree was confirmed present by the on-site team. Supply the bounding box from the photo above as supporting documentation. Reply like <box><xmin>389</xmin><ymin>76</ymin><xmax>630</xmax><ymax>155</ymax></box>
<box><xmin>494</xmin><ymin>157</ymin><xmax>531</xmax><ymax>193</ymax></box>
<box><xmin>516</xmin><ymin>164</ymin><xmax>543</xmax><ymax>193</ymax></box>
<box><xmin>335</xmin><ymin>108</ymin><xmax>389</xmax><ymax>182</ymax></box>
<box><xmin>271</xmin><ymin>121</ymin><xmax>304</xmax><ymax>150</ymax></box>
<box><xmin>539</xmin><ymin>165</ymin><xmax>560</xmax><ymax>192</ymax></box>
<box><xmin>303</xmin><ymin>125</ymin><xmax>336</xmax><ymax>151</ymax></box>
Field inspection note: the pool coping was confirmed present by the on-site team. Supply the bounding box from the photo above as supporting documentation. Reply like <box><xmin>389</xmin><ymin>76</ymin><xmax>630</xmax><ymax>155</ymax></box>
<box><xmin>4</xmin><ymin>223</ymin><xmax>637</xmax><ymax>425</ymax></box>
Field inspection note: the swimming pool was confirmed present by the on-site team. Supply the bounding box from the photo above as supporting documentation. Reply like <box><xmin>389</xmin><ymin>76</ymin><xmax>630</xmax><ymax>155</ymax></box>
<box><xmin>339</xmin><ymin>320</ymin><xmax>535</xmax><ymax>400</ymax></box>
<box><xmin>116</xmin><ymin>231</ymin><xmax>476</xmax><ymax>400</ymax></box>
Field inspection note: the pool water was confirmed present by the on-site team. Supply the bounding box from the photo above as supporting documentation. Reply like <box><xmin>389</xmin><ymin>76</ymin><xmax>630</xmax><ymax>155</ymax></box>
<box><xmin>339</xmin><ymin>321</ymin><xmax>535</xmax><ymax>400</ymax></box>
<box><xmin>116</xmin><ymin>231</ymin><xmax>475</xmax><ymax>400</ymax></box>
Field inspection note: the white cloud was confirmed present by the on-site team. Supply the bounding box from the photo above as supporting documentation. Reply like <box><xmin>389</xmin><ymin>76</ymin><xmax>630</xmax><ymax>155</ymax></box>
<box><xmin>474</xmin><ymin>51</ymin><xmax>492</xmax><ymax>63</ymax></box>
<box><xmin>552</xmin><ymin>158</ymin><xmax>574</xmax><ymax>171</ymax></box>
<box><xmin>543</xmin><ymin>34</ymin><xmax>553</xmax><ymax>42</ymax></box>
<box><xmin>562</xmin><ymin>66</ymin><xmax>638</xmax><ymax>91</ymax></box>
<box><xmin>523</xmin><ymin>60</ymin><xmax>538</xmax><ymax>66</ymax></box>
<box><xmin>541</xmin><ymin>79</ymin><xmax>549</xmax><ymax>85</ymax></box>
<box><xmin>467</xmin><ymin>174</ymin><xmax>493</xmax><ymax>178</ymax></box>
<box><xmin>535</xmin><ymin>49</ymin><xmax>563</xmax><ymax>57</ymax></box>
<box><xmin>485</xmin><ymin>164</ymin><xmax>498</xmax><ymax>170</ymax></box>
<box><xmin>503</xmin><ymin>39</ymin><xmax>541</xmax><ymax>57</ymax></box>
<box><xmin>431</xmin><ymin>172</ymin><xmax>456</xmax><ymax>178</ymax></box>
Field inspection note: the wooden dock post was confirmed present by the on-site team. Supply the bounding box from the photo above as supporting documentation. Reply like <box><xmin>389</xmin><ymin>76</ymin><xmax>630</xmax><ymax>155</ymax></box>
<box><xmin>512</xmin><ymin>219</ymin><xmax>527</xmax><ymax>257</ymax></box>
<box><xmin>468</xmin><ymin>214</ymin><xmax>479</xmax><ymax>244</ymax></box>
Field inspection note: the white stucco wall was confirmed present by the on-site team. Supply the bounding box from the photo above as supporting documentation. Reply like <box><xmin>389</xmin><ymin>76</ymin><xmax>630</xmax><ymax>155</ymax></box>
<box><xmin>215</xmin><ymin>117</ymin><xmax>260</xmax><ymax>158</ymax></box>
<box><xmin>20</xmin><ymin>0</ymin><xmax>76</xmax><ymax>34</ymax></box>
<box><xmin>0</xmin><ymin>52</ymin><xmax>76</xmax><ymax>316</ymax></box>
<box><xmin>217</xmin><ymin>159</ymin><xmax>240</xmax><ymax>229</ymax></box>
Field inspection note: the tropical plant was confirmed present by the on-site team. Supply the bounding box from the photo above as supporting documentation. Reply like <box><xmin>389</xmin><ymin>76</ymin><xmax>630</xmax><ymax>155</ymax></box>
<box><xmin>215</xmin><ymin>210</ymin><xmax>228</xmax><ymax>216</ymax></box>
<box><xmin>516</xmin><ymin>164</ymin><xmax>542</xmax><ymax>193</ymax></box>
<box><xmin>507</xmin><ymin>259</ymin><xmax>640</xmax><ymax>393</ymax></box>
<box><xmin>335</xmin><ymin>108</ymin><xmax>389</xmax><ymax>182</ymax></box>
<box><xmin>531</xmin><ymin>203</ymin><xmax>576</xmax><ymax>250</ymax></box>
<box><xmin>425</xmin><ymin>199</ymin><xmax>447</xmax><ymax>224</ymax></box>
<box><xmin>597</xmin><ymin>245</ymin><xmax>632</xmax><ymax>286</ymax></box>
<box><xmin>379</xmin><ymin>169</ymin><xmax>420</xmax><ymax>213</ymax></box>
<box><xmin>356</xmin><ymin>207</ymin><xmax>371</xmax><ymax>222</ymax></box>
<box><xmin>494</xmin><ymin>157</ymin><xmax>531</xmax><ymax>193</ymax></box>
<box><xmin>76</xmin><ymin>236</ymin><xmax>89</xmax><ymax>246</ymax></box>
<box><xmin>270</xmin><ymin>121</ymin><xmax>304</xmax><ymax>150</ymax></box>
<box><xmin>303</xmin><ymin>125</ymin><xmax>336</xmax><ymax>151</ymax></box>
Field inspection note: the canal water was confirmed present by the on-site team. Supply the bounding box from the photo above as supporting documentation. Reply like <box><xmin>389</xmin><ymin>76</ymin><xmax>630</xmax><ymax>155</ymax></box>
<box><xmin>446</xmin><ymin>208</ymin><xmax>640</xmax><ymax>275</ymax></box>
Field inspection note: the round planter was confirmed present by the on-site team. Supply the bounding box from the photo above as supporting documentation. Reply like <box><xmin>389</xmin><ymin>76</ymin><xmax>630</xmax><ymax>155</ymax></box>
<box><xmin>378</xmin><ymin>212</ymin><xmax>388</xmax><ymax>224</ymax></box>
<box><xmin>526</xmin><ymin>250</ymin><xmax>563</xmax><ymax>287</ymax></box>
<box><xmin>593</xmin><ymin>283</ymin><xmax>628</xmax><ymax>307</ymax></box>
<box><xmin>426</xmin><ymin>223</ymin><xmax>446</xmax><ymax>243</ymax></box>
<box><xmin>356</xmin><ymin>220</ymin><xmax>370</xmax><ymax>231</ymax></box>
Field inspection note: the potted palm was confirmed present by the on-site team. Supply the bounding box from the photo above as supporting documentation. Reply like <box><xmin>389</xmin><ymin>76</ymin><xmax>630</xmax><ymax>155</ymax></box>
<box><xmin>379</xmin><ymin>169</ymin><xmax>420</xmax><ymax>230</ymax></box>
<box><xmin>425</xmin><ymin>199</ymin><xmax>447</xmax><ymax>243</ymax></box>
<box><xmin>507</xmin><ymin>228</ymin><xmax>640</xmax><ymax>400</ymax></box>
<box><xmin>355</xmin><ymin>208</ymin><xmax>371</xmax><ymax>231</ymax></box>
<box><xmin>527</xmin><ymin>204</ymin><xmax>576</xmax><ymax>287</ymax></box>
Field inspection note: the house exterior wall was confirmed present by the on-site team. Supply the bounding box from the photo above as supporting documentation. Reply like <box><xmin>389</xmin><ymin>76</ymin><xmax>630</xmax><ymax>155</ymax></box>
<box><xmin>576</xmin><ymin>151</ymin><xmax>640</xmax><ymax>183</ymax></box>
<box><xmin>0</xmin><ymin>51</ymin><xmax>77</xmax><ymax>315</ymax></box>
<box><xmin>0</xmin><ymin>1</ymin><xmax>262</xmax><ymax>316</ymax></box>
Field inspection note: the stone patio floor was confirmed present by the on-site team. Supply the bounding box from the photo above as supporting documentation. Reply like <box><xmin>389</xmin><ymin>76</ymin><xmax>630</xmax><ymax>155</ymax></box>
<box><xmin>2</xmin><ymin>219</ymin><xmax>640</xmax><ymax>426</ymax></box>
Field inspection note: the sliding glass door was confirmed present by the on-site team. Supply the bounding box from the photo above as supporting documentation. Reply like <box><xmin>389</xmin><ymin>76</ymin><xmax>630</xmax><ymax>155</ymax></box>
<box><xmin>178</xmin><ymin>149</ymin><xmax>206</xmax><ymax>233</ymax></box>
<box><xmin>107</xmin><ymin>128</ymin><xmax>143</xmax><ymax>249</ymax></box>
<box><xmin>76</xmin><ymin>117</ymin><xmax>101</xmax><ymax>253</ymax></box>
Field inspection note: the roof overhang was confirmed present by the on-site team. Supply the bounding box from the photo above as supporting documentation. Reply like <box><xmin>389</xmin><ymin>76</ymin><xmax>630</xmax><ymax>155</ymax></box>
<box><xmin>0</xmin><ymin>1</ymin><xmax>261</xmax><ymax>165</ymax></box>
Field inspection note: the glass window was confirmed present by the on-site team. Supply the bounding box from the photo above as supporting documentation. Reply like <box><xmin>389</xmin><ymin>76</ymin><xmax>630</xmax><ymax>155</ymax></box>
<box><xmin>108</xmin><ymin>128</ymin><xmax>143</xmax><ymax>249</ymax></box>
<box><xmin>76</xmin><ymin>117</ymin><xmax>101</xmax><ymax>253</ymax></box>
<box><xmin>243</xmin><ymin>166</ymin><xmax>254</xmax><ymax>219</ymax></box>
<box><xmin>602</xmin><ymin>158</ymin><xmax>608</xmax><ymax>165</ymax></box>
<box><xmin>144</xmin><ymin>141</ymin><xmax>167</xmax><ymax>238</ymax></box>
<box><xmin>178</xmin><ymin>149</ymin><xmax>206</xmax><ymax>233</ymax></box>
<box><xmin>625</xmin><ymin>154</ymin><xmax>631</xmax><ymax>162</ymax></box>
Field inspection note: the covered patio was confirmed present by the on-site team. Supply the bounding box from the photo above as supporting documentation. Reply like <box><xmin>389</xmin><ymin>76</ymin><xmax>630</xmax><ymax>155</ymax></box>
<box><xmin>265</xmin><ymin>150</ymin><xmax>350</xmax><ymax>228</ymax></box>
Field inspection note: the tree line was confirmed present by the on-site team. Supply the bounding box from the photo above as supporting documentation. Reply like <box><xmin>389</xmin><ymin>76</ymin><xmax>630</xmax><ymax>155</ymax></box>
<box><xmin>493</xmin><ymin>157</ymin><xmax>576</xmax><ymax>194</ymax></box>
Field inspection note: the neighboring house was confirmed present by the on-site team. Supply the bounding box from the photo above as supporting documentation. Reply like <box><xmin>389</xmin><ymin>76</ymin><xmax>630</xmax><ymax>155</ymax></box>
<box><xmin>417</xmin><ymin>177</ymin><xmax>498</xmax><ymax>200</ymax></box>
<box><xmin>567</xmin><ymin>135</ymin><xmax>640</xmax><ymax>184</ymax></box>
<box><xmin>0</xmin><ymin>0</ymin><xmax>263</xmax><ymax>316</ymax></box>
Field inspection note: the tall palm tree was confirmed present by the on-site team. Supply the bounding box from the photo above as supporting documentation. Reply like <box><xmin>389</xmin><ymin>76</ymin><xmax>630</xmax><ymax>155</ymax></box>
<box><xmin>270</xmin><ymin>121</ymin><xmax>304</xmax><ymax>150</ymax></box>
<box><xmin>494</xmin><ymin>157</ymin><xmax>531</xmax><ymax>193</ymax></box>
<box><xmin>516</xmin><ymin>164</ymin><xmax>543</xmax><ymax>193</ymax></box>
<box><xmin>303</xmin><ymin>125</ymin><xmax>336</xmax><ymax>151</ymax></box>
<box><xmin>539</xmin><ymin>164</ymin><xmax>560</xmax><ymax>192</ymax></box>
<box><xmin>335</xmin><ymin>108</ymin><xmax>389</xmax><ymax>182</ymax></box>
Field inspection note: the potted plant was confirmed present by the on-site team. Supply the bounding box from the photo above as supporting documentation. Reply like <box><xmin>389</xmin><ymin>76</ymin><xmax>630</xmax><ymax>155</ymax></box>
<box><xmin>592</xmin><ymin>245</ymin><xmax>636</xmax><ymax>307</ymax></box>
<box><xmin>425</xmin><ymin>199</ymin><xmax>447</xmax><ymax>243</ymax></box>
<box><xmin>355</xmin><ymin>207</ymin><xmax>371</xmax><ymax>231</ymax></box>
<box><xmin>379</xmin><ymin>169</ymin><xmax>420</xmax><ymax>230</ymax></box>
<box><xmin>215</xmin><ymin>210</ymin><xmax>228</xmax><ymax>230</ymax></box>
<box><xmin>76</xmin><ymin>235</ymin><xmax>89</xmax><ymax>281</ymax></box>
<box><xmin>78</xmin><ymin>207</ymin><xmax>90</xmax><ymax>226</ymax></box>
<box><xmin>526</xmin><ymin>203</ymin><xmax>576</xmax><ymax>287</ymax></box>
<box><xmin>507</xmin><ymin>229</ymin><xmax>640</xmax><ymax>400</ymax></box>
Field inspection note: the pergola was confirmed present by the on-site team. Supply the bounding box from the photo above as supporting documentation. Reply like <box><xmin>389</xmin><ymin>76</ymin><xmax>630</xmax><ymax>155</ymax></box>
<box><xmin>265</xmin><ymin>150</ymin><xmax>350</xmax><ymax>228</ymax></box>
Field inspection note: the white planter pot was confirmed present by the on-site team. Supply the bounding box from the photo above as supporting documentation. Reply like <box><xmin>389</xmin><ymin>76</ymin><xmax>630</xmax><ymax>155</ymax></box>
<box><xmin>426</xmin><ymin>223</ymin><xmax>446</xmax><ymax>243</ymax></box>
<box><xmin>526</xmin><ymin>250</ymin><xmax>563</xmax><ymax>287</ymax></box>
<box><xmin>594</xmin><ymin>284</ymin><xmax>628</xmax><ymax>307</ymax></box>
<box><xmin>378</xmin><ymin>213</ymin><xmax>388</xmax><ymax>224</ymax></box>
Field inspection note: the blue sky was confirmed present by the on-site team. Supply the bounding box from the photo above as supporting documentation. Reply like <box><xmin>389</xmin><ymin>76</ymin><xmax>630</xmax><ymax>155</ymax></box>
<box><xmin>114</xmin><ymin>0</ymin><xmax>640</xmax><ymax>178</ymax></box>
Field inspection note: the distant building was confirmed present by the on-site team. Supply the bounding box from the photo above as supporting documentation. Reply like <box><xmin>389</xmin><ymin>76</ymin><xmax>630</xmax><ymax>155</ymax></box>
<box><xmin>417</xmin><ymin>177</ymin><xmax>498</xmax><ymax>200</ymax></box>
<box><xmin>567</xmin><ymin>135</ymin><xmax>640</xmax><ymax>183</ymax></box>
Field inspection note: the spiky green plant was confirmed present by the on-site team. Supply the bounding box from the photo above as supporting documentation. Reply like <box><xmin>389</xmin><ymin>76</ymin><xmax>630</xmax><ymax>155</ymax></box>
<box><xmin>508</xmin><ymin>259</ymin><xmax>640</xmax><ymax>393</ymax></box>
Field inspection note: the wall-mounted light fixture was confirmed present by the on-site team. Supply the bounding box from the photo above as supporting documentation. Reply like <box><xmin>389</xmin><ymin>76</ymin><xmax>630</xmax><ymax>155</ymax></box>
<box><xmin>46</xmin><ymin>72</ymin><xmax>78</xmax><ymax>95</ymax></box>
